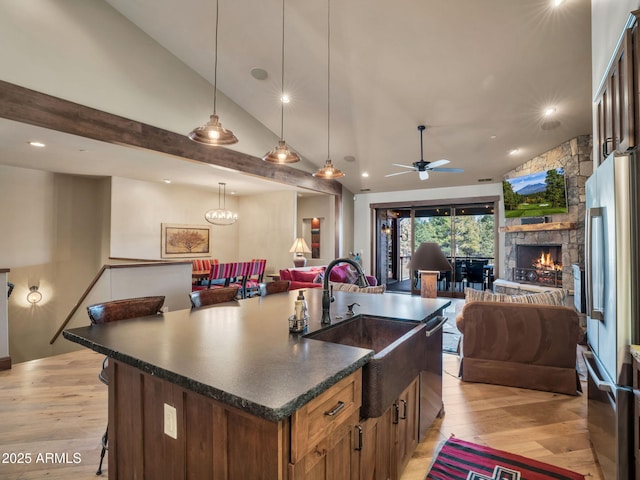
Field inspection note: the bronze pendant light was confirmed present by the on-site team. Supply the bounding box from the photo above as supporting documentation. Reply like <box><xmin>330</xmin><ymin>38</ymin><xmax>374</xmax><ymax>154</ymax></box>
<box><xmin>263</xmin><ymin>0</ymin><xmax>300</xmax><ymax>163</ymax></box>
<box><xmin>188</xmin><ymin>0</ymin><xmax>238</xmax><ymax>146</ymax></box>
<box><xmin>313</xmin><ymin>0</ymin><xmax>344</xmax><ymax>179</ymax></box>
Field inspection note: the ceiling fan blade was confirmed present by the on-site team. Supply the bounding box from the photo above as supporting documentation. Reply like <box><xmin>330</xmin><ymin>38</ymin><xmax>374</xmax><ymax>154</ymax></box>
<box><xmin>430</xmin><ymin>167</ymin><xmax>464</xmax><ymax>173</ymax></box>
<box><xmin>385</xmin><ymin>170</ymin><xmax>414</xmax><ymax>177</ymax></box>
<box><xmin>426</xmin><ymin>159</ymin><xmax>450</xmax><ymax>169</ymax></box>
<box><xmin>391</xmin><ymin>163</ymin><xmax>416</xmax><ymax>170</ymax></box>
<box><xmin>419</xmin><ymin>170</ymin><xmax>429</xmax><ymax>180</ymax></box>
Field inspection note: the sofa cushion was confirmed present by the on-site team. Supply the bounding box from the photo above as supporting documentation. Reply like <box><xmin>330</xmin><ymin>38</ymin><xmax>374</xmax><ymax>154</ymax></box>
<box><xmin>464</xmin><ymin>287</ymin><xmax>566</xmax><ymax>306</ymax></box>
<box><xmin>290</xmin><ymin>269</ymin><xmax>319</xmax><ymax>283</ymax></box>
<box><xmin>329</xmin><ymin>264</ymin><xmax>350</xmax><ymax>283</ymax></box>
<box><xmin>330</xmin><ymin>282</ymin><xmax>386</xmax><ymax>294</ymax></box>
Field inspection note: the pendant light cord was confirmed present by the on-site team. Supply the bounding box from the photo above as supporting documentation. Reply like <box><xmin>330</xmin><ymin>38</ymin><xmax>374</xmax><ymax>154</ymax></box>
<box><xmin>327</xmin><ymin>0</ymin><xmax>331</xmax><ymax>160</ymax></box>
<box><xmin>280</xmin><ymin>0</ymin><xmax>285</xmax><ymax>140</ymax></box>
<box><xmin>213</xmin><ymin>0</ymin><xmax>219</xmax><ymax>114</ymax></box>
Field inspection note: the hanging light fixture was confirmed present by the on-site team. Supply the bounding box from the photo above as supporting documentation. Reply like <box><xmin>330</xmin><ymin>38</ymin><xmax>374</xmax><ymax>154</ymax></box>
<box><xmin>263</xmin><ymin>0</ymin><xmax>300</xmax><ymax>164</ymax></box>
<box><xmin>313</xmin><ymin>0</ymin><xmax>344</xmax><ymax>179</ymax></box>
<box><xmin>205</xmin><ymin>182</ymin><xmax>238</xmax><ymax>225</ymax></box>
<box><xmin>188</xmin><ymin>0</ymin><xmax>238</xmax><ymax>146</ymax></box>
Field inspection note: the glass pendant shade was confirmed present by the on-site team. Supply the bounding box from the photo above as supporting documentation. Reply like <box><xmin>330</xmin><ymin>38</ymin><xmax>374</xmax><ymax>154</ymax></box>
<box><xmin>204</xmin><ymin>208</ymin><xmax>238</xmax><ymax>225</ymax></box>
<box><xmin>205</xmin><ymin>182</ymin><xmax>238</xmax><ymax>225</ymax></box>
<box><xmin>189</xmin><ymin>114</ymin><xmax>238</xmax><ymax>146</ymax></box>
<box><xmin>262</xmin><ymin>139</ymin><xmax>301</xmax><ymax>163</ymax></box>
<box><xmin>313</xmin><ymin>159</ymin><xmax>344</xmax><ymax>179</ymax></box>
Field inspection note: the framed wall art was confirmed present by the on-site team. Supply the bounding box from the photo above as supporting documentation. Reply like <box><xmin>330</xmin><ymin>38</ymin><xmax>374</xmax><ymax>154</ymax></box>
<box><xmin>161</xmin><ymin>223</ymin><xmax>212</xmax><ymax>258</ymax></box>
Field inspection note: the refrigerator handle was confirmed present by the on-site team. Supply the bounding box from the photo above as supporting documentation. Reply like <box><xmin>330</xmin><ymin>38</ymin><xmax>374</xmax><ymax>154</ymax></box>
<box><xmin>582</xmin><ymin>351</ymin><xmax>613</xmax><ymax>392</ymax></box>
<box><xmin>585</xmin><ymin>206</ymin><xmax>605</xmax><ymax>320</ymax></box>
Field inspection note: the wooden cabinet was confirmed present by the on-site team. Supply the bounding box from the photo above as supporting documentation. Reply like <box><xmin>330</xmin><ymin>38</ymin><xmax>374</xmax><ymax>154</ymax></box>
<box><xmin>594</xmin><ymin>27</ymin><xmax>634</xmax><ymax>166</ymax></box>
<box><xmin>352</xmin><ymin>409</ymin><xmax>393</xmax><ymax>480</ymax></box>
<box><xmin>392</xmin><ymin>377</ymin><xmax>420</xmax><ymax>479</ymax></box>
<box><xmin>594</xmin><ymin>16</ymin><xmax>638</xmax><ymax>167</ymax></box>
<box><xmin>108</xmin><ymin>360</ymin><xmax>424</xmax><ymax>480</ymax></box>
<box><xmin>289</xmin><ymin>371</ymin><xmax>363</xmax><ymax>479</ymax></box>
<box><xmin>633</xmin><ymin>352</ymin><xmax>640</xmax><ymax>480</ymax></box>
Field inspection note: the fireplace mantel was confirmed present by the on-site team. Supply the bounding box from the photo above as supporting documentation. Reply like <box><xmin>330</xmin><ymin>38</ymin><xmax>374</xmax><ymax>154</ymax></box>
<box><xmin>499</xmin><ymin>221</ymin><xmax>576</xmax><ymax>233</ymax></box>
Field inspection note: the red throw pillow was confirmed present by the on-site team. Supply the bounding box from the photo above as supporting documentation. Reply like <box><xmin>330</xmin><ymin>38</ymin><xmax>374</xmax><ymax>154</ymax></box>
<box><xmin>329</xmin><ymin>264</ymin><xmax>349</xmax><ymax>283</ymax></box>
<box><xmin>279</xmin><ymin>269</ymin><xmax>292</xmax><ymax>281</ymax></box>
<box><xmin>290</xmin><ymin>270</ymin><xmax>319</xmax><ymax>283</ymax></box>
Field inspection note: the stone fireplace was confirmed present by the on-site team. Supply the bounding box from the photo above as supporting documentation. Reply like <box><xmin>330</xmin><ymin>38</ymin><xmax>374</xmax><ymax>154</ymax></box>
<box><xmin>500</xmin><ymin>135</ymin><xmax>592</xmax><ymax>293</ymax></box>
<box><xmin>514</xmin><ymin>244</ymin><xmax>563</xmax><ymax>287</ymax></box>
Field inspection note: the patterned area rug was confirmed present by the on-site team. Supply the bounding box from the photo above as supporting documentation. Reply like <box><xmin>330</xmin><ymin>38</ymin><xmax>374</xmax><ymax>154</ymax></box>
<box><xmin>426</xmin><ymin>437</ymin><xmax>585</xmax><ymax>480</ymax></box>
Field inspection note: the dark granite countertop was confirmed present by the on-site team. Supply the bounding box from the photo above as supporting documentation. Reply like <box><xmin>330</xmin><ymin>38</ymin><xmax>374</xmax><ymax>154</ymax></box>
<box><xmin>63</xmin><ymin>288</ymin><xmax>450</xmax><ymax>422</ymax></box>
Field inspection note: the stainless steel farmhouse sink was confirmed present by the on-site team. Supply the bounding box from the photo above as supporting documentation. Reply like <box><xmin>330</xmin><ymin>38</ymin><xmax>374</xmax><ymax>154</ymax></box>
<box><xmin>305</xmin><ymin>315</ymin><xmax>430</xmax><ymax>418</ymax></box>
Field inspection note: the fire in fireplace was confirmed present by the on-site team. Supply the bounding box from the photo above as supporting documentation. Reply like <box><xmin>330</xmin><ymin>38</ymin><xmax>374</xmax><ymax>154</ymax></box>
<box><xmin>513</xmin><ymin>245</ymin><xmax>562</xmax><ymax>287</ymax></box>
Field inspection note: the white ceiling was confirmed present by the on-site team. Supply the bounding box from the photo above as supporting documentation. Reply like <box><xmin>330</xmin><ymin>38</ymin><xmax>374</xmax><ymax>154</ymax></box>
<box><xmin>3</xmin><ymin>0</ymin><xmax>593</xmax><ymax>195</ymax></box>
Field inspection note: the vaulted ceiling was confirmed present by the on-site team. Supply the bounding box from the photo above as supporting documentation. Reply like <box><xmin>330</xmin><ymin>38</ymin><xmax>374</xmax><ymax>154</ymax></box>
<box><xmin>1</xmin><ymin>0</ymin><xmax>592</xmax><ymax>196</ymax></box>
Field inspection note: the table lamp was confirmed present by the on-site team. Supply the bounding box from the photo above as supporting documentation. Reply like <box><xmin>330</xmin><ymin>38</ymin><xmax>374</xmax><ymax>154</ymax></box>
<box><xmin>409</xmin><ymin>242</ymin><xmax>452</xmax><ymax>298</ymax></box>
<box><xmin>289</xmin><ymin>237</ymin><xmax>311</xmax><ymax>267</ymax></box>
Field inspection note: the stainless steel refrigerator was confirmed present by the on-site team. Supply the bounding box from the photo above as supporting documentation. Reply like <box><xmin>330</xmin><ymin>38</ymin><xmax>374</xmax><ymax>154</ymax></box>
<box><xmin>585</xmin><ymin>150</ymin><xmax>639</xmax><ymax>480</ymax></box>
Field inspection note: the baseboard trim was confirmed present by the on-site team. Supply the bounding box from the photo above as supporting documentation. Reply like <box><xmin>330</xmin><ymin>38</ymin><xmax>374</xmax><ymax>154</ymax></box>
<box><xmin>0</xmin><ymin>356</ymin><xmax>11</xmax><ymax>370</ymax></box>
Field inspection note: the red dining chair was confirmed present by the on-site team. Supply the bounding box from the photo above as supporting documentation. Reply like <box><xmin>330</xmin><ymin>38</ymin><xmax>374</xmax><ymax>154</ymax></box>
<box><xmin>245</xmin><ymin>259</ymin><xmax>267</xmax><ymax>298</ymax></box>
<box><xmin>229</xmin><ymin>261</ymin><xmax>253</xmax><ymax>299</ymax></box>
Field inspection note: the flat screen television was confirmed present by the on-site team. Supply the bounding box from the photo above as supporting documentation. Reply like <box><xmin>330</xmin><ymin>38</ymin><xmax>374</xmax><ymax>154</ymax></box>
<box><xmin>502</xmin><ymin>167</ymin><xmax>568</xmax><ymax>218</ymax></box>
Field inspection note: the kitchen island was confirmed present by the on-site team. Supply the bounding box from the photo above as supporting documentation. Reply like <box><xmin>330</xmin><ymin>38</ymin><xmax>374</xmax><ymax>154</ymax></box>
<box><xmin>64</xmin><ymin>288</ymin><xmax>450</xmax><ymax>479</ymax></box>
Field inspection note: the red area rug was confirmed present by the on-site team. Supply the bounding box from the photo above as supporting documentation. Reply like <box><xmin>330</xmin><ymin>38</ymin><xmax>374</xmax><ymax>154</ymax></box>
<box><xmin>426</xmin><ymin>437</ymin><xmax>585</xmax><ymax>480</ymax></box>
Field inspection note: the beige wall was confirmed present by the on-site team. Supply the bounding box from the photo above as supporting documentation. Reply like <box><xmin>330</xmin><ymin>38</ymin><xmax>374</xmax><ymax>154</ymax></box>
<box><xmin>0</xmin><ymin>167</ymin><xmax>107</xmax><ymax>364</ymax></box>
<box><xmin>110</xmin><ymin>177</ymin><xmax>239</xmax><ymax>261</ymax></box>
<box><xmin>238</xmin><ymin>191</ymin><xmax>297</xmax><ymax>273</ymax></box>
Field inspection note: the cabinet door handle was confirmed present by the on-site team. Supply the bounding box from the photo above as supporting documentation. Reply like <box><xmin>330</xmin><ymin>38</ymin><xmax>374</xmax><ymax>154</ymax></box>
<box><xmin>393</xmin><ymin>403</ymin><xmax>400</xmax><ymax>424</ymax></box>
<box><xmin>400</xmin><ymin>399</ymin><xmax>408</xmax><ymax>420</ymax></box>
<box><xmin>324</xmin><ymin>401</ymin><xmax>345</xmax><ymax>417</ymax></box>
<box><xmin>354</xmin><ymin>424</ymin><xmax>363</xmax><ymax>451</ymax></box>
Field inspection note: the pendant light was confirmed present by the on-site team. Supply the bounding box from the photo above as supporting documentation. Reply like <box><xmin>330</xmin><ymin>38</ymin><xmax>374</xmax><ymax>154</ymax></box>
<box><xmin>263</xmin><ymin>0</ymin><xmax>300</xmax><ymax>164</ymax></box>
<box><xmin>313</xmin><ymin>0</ymin><xmax>344</xmax><ymax>179</ymax></box>
<box><xmin>188</xmin><ymin>0</ymin><xmax>238</xmax><ymax>146</ymax></box>
<box><xmin>205</xmin><ymin>182</ymin><xmax>238</xmax><ymax>225</ymax></box>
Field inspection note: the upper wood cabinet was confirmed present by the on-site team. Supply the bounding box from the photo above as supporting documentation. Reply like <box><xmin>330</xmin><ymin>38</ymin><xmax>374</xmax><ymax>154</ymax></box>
<box><xmin>594</xmin><ymin>15</ymin><xmax>637</xmax><ymax>167</ymax></box>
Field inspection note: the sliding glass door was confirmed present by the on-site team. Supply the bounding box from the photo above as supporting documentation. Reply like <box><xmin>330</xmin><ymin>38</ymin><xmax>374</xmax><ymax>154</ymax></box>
<box><xmin>378</xmin><ymin>201</ymin><xmax>496</xmax><ymax>297</ymax></box>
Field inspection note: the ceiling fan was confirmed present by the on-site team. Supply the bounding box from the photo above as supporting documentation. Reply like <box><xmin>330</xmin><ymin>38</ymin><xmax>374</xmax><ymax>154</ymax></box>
<box><xmin>385</xmin><ymin>125</ymin><xmax>464</xmax><ymax>180</ymax></box>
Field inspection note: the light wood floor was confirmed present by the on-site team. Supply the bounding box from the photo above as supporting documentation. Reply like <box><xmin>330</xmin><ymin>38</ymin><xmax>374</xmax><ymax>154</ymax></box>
<box><xmin>401</xmin><ymin>349</ymin><xmax>603</xmax><ymax>480</ymax></box>
<box><xmin>0</xmin><ymin>349</ymin><xmax>603</xmax><ymax>479</ymax></box>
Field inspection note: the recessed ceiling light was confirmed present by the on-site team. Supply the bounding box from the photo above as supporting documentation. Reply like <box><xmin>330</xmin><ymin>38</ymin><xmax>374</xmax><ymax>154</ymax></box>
<box><xmin>163</xmin><ymin>179</ymin><xmax>171</xmax><ymax>184</ymax></box>
<box><xmin>230</xmin><ymin>191</ymin><xmax>236</xmax><ymax>195</ymax></box>
<box><xmin>490</xmin><ymin>135</ymin><xmax>497</xmax><ymax>140</ymax></box>
<box><xmin>544</xmin><ymin>107</ymin><xmax>556</xmax><ymax>116</ymax></box>
<box><xmin>509</xmin><ymin>148</ymin><xmax>520</xmax><ymax>155</ymax></box>
<box><xmin>552</xmin><ymin>0</ymin><xmax>564</xmax><ymax>6</ymax></box>
<box><xmin>281</xmin><ymin>94</ymin><xmax>290</xmax><ymax>104</ymax></box>
<box><xmin>361</xmin><ymin>172</ymin><xmax>369</xmax><ymax>178</ymax></box>
<box><xmin>250</xmin><ymin>67</ymin><xmax>268</xmax><ymax>80</ymax></box>
<box><xmin>29</xmin><ymin>141</ymin><xmax>45</xmax><ymax>148</ymax></box>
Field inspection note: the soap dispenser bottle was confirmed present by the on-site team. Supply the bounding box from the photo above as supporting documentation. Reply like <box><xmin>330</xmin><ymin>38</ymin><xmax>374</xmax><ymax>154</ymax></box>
<box><xmin>290</xmin><ymin>290</ymin><xmax>309</xmax><ymax>333</ymax></box>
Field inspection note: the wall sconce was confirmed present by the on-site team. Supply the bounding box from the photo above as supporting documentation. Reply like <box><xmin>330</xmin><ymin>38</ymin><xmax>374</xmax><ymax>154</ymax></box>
<box><xmin>381</xmin><ymin>223</ymin><xmax>391</xmax><ymax>235</ymax></box>
<box><xmin>27</xmin><ymin>285</ymin><xmax>42</xmax><ymax>304</ymax></box>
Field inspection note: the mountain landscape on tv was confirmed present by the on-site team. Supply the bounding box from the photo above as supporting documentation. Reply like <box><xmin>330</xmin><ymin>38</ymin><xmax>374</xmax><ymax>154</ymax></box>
<box><xmin>502</xmin><ymin>168</ymin><xmax>568</xmax><ymax>218</ymax></box>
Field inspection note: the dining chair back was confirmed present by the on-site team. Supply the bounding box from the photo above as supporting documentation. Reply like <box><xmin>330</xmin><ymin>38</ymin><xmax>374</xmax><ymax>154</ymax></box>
<box><xmin>189</xmin><ymin>286</ymin><xmax>239</xmax><ymax>308</ymax></box>
<box><xmin>261</xmin><ymin>280</ymin><xmax>291</xmax><ymax>296</ymax></box>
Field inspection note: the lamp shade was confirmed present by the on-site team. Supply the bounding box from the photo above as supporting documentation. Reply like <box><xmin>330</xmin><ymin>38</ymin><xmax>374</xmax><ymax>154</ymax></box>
<box><xmin>409</xmin><ymin>242</ymin><xmax>452</xmax><ymax>272</ymax></box>
<box><xmin>289</xmin><ymin>237</ymin><xmax>311</xmax><ymax>254</ymax></box>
